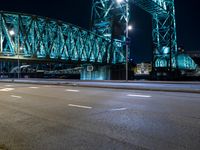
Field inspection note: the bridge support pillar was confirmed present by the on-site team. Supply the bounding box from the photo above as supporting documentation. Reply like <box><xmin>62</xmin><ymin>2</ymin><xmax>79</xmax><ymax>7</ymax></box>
<box><xmin>80</xmin><ymin>65</ymin><xmax>110</xmax><ymax>80</ymax></box>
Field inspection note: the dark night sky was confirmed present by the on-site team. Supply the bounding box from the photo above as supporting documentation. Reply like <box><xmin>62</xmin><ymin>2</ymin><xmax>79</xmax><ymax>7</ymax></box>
<box><xmin>0</xmin><ymin>0</ymin><xmax>199</xmax><ymax>63</ymax></box>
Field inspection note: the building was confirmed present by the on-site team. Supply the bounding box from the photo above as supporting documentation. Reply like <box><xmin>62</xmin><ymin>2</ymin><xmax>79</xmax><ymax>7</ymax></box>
<box><xmin>135</xmin><ymin>63</ymin><xmax>152</xmax><ymax>75</ymax></box>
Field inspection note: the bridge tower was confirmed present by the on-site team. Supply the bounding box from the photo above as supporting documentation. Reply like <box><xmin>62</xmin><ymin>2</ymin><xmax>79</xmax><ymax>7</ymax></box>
<box><xmin>91</xmin><ymin>0</ymin><xmax>130</xmax><ymax>79</ymax></box>
<box><xmin>91</xmin><ymin>0</ymin><xmax>128</xmax><ymax>64</ymax></box>
<box><xmin>91</xmin><ymin>0</ymin><xmax>129</xmax><ymax>40</ymax></box>
<box><xmin>91</xmin><ymin>0</ymin><xmax>179</xmax><ymax>76</ymax></box>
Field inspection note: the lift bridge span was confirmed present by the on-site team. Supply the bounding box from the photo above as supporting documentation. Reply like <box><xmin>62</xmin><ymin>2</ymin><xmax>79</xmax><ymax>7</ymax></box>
<box><xmin>0</xmin><ymin>0</ymin><xmax>198</xmax><ymax>79</ymax></box>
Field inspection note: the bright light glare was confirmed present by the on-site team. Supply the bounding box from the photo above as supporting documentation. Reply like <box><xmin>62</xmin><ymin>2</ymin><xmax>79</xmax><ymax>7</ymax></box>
<box><xmin>9</xmin><ymin>30</ymin><xmax>15</xmax><ymax>36</ymax></box>
<box><xmin>116</xmin><ymin>0</ymin><xmax>123</xmax><ymax>3</ymax></box>
<box><xmin>128</xmin><ymin>25</ymin><xmax>133</xmax><ymax>30</ymax></box>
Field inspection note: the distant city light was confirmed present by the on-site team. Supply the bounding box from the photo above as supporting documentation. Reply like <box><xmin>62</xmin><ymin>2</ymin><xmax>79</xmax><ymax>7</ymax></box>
<box><xmin>9</xmin><ymin>30</ymin><xmax>15</xmax><ymax>36</ymax></box>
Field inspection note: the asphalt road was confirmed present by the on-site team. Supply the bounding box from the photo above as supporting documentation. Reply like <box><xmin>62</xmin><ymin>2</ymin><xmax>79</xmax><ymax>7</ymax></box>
<box><xmin>0</xmin><ymin>83</ymin><xmax>199</xmax><ymax>150</ymax></box>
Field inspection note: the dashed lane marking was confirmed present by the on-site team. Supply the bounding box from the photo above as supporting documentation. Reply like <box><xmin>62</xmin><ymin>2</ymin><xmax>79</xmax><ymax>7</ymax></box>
<box><xmin>68</xmin><ymin>104</ymin><xmax>92</xmax><ymax>109</ymax></box>
<box><xmin>127</xmin><ymin>94</ymin><xmax>152</xmax><ymax>98</ymax></box>
<box><xmin>111</xmin><ymin>108</ymin><xmax>127</xmax><ymax>111</ymax></box>
<box><xmin>66</xmin><ymin>89</ymin><xmax>80</xmax><ymax>92</ymax></box>
<box><xmin>0</xmin><ymin>88</ymin><xmax>15</xmax><ymax>92</ymax></box>
<box><xmin>29</xmin><ymin>87</ymin><xmax>39</xmax><ymax>89</ymax></box>
<box><xmin>11</xmin><ymin>95</ymin><xmax>22</xmax><ymax>99</ymax></box>
<box><xmin>43</xmin><ymin>85</ymin><xmax>51</xmax><ymax>87</ymax></box>
<box><xmin>4</xmin><ymin>84</ymin><xmax>14</xmax><ymax>87</ymax></box>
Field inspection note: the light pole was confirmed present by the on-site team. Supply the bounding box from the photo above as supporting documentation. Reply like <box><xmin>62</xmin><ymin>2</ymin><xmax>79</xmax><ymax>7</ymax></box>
<box><xmin>125</xmin><ymin>2</ymin><xmax>129</xmax><ymax>82</ymax></box>
<box><xmin>9</xmin><ymin>29</ymin><xmax>20</xmax><ymax>78</ymax></box>
<box><xmin>117</xmin><ymin>0</ymin><xmax>131</xmax><ymax>81</ymax></box>
<box><xmin>125</xmin><ymin>25</ymin><xmax>133</xmax><ymax>81</ymax></box>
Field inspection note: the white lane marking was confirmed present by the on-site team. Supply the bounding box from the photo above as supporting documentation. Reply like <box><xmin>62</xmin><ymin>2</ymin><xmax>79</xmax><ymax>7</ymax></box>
<box><xmin>11</xmin><ymin>95</ymin><xmax>22</xmax><ymax>99</ymax></box>
<box><xmin>111</xmin><ymin>108</ymin><xmax>127</xmax><ymax>111</ymax></box>
<box><xmin>0</xmin><ymin>88</ymin><xmax>15</xmax><ymax>92</ymax></box>
<box><xmin>44</xmin><ymin>85</ymin><xmax>65</xmax><ymax>88</ymax></box>
<box><xmin>29</xmin><ymin>87</ymin><xmax>39</xmax><ymax>89</ymax></box>
<box><xmin>68</xmin><ymin>104</ymin><xmax>92</xmax><ymax>109</ymax></box>
<box><xmin>4</xmin><ymin>85</ymin><xmax>14</xmax><ymax>87</ymax></box>
<box><xmin>127</xmin><ymin>94</ymin><xmax>152</xmax><ymax>98</ymax></box>
<box><xmin>43</xmin><ymin>85</ymin><xmax>52</xmax><ymax>88</ymax></box>
<box><xmin>66</xmin><ymin>89</ymin><xmax>79</xmax><ymax>92</ymax></box>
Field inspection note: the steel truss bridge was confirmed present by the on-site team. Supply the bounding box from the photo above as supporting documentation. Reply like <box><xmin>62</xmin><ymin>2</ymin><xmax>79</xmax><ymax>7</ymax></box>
<box><xmin>0</xmin><ymin>11</ymin><xmax>124</xmax><ymax>64</ymax></box>
<box><xmin>92</xmin><ymin>0</ymin><xmax>197</xmax><ymax>71</ymax></box>
<box><xmin>0</xmin><ymin>0</ymin><xmax>198</xmax><ymax>79</ymax></box>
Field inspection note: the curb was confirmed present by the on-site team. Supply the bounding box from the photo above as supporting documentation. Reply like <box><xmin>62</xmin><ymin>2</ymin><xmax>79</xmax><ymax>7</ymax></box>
<box><xmin>73</xmin><ymin>84</ymin><xmax>200</xmax><ymax>94</ymax></box>
<box><xmin>1</xmin><ymin>79</ymin><xmax>200</xmax><ymax>94</ymax></box>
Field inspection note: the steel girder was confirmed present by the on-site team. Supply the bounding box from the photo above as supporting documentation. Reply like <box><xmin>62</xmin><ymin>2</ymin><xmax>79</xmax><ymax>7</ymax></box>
<box><xmin>92</xmin><ymin>0</ymin><xmax>188</xmax><ymax>69</ymax></box>
<box><xmin>91</xmin><ymin>0</ymin><xmax>129</xmax><ymax>38</ymax></box>
<box><xmin>91</xmin><ymin>0</ymin><xmax>129</xmax><ymax>64</ymax></box>
<box><xmin>155</xmin><ymin>54</ymin><xmax>197</xmax><ymax>70</ymax></box>
<box><xmin>135</xmin><ymin>0</ymin><xmax>177</xmax><ymax>51</ymax></box>
<box><xmin>134</xmin><ymin>0</ymin><xmax>197</xmax><ymax>70</ymax></box>
<box><xmin>0</xmin><ymin>11</ymin><xmax>125</xmax><ymax>64</ymax></box>
<box><xmin>133</xmin><ymin>0</ymin><xmax>178</xmax><ymax>69</ymax></box>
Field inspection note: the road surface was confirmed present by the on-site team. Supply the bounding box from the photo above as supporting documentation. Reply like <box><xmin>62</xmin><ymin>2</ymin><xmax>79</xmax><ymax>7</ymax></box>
<box><xmin>0</xmin><ymin>83</ymin><xmax>199</xmax><ymax>150</ymax></box>
<box><xmin>1</xmin><ymin>79</ymin><xmax>200</xmax><ymax>93</ymax></box>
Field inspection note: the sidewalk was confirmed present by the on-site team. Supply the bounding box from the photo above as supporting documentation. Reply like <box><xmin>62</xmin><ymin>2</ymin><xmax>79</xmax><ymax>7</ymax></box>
<box><xmin>1</xmin><ymin>78</ymin><xmax>200</xmax><ymax>93</ymax></box>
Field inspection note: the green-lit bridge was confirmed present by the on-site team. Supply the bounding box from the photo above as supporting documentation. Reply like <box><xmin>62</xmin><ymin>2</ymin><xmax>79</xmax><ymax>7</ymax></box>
<box><xmin>0</xmin><ymin>0</ymin><xmax>198</xmax><ymax>80</ymax></box>
<box><xmin>92</xmin><ymin>0</ymin><xmax>197</xmax><ymax>73</ymax></box>
<box><xmin>0</xmin><ymin>11</ymin><xmax>124</xmax><ymax>64</ymax></box>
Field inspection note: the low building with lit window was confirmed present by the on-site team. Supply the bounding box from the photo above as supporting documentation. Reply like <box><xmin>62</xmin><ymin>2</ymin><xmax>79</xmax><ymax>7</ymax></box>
<box><xmin>135</xmin><ymin>63</ymin><xmax>152</xmax><ymax>75</ymax></box>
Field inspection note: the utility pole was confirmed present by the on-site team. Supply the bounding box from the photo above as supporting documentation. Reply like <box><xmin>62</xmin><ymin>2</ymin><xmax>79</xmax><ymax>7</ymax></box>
<box><xmin>125</xmin><ymin>1</ymin><xmax>129</xmax><ymax>82</ymax></box>
<box><xmin>17</xmin><ymin>17</ymin><xmax>20</xmax><ymax>79</ymax></box>
<box><xmin>169</xmin><ymin>3</ymin><xmax>172</xmax><ymax>80</ymax></box>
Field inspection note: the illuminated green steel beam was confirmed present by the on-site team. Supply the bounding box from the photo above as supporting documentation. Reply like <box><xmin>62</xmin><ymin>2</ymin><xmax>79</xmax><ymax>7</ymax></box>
<box><xmin>91</xmin><ymin>0</ymin><xmax>129</xmax><ymax>64</ymax></box>
<box><xmin>91</xmin><ymin>0</ymin><xmax>129</xmax><ymax>38</ymax></box>
<box><xmin>0</xmin><ymin>11</ymin><xmax>125</xmax><ymax>64</ymax></box>
<box><xmin>133</xmin><ymin>0</ymin><xmax>178</xmax><ymax>69</ymax></box>
<box><xmin>91</xmin><ymin>0</ymin><xmax>197</xmax><ymax>70</ymax></box>
<box><xmin>135</xmin><ymin>1</ymin><xmax>177</xmax><ymax>51</ymax></box>
<box><xmin>91</xmin><ymin>0</ymin><xmax>178</xmax><ymax>66</ymax></box>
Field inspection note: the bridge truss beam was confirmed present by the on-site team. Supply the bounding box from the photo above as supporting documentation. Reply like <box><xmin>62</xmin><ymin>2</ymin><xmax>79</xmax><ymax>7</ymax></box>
<box><xmin>0</xmin><ymin>11</ymin><xmax>125</xmax><ymax>64</ymax></box>
<box><xmin>134</xmin><ymin>0</ymin><xmax>178</xmax><ymax>69</ymax></box>
<box><xmin>91</xmin><ymin>0</ymin><xmax>129</xmax><ymax>39</ymax></box>
<box><xmin>92</xmin><ymin>0</ymin><xmax>182</xmax><ymax>70</ymax></box>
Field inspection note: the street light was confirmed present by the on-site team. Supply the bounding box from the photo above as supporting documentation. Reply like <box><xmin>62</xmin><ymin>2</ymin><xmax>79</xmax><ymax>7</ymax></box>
<box><xmin>125</xmin><ymin>24</ymin><xmax>133</xmax><ymax>81</ymax></box>
<box><xmin>128</xmin><ymin>25</ymin><xmax>133</xmax><ymax>30</ymax></box>
<box><xmin>116</xmin><ymin>0</ymin><xmax>130</xmax><ymax>81</ymax></box>
<box><xmin>124</xmin><ymin>0</ymin><xmax>130</xmax><ymax>82</ymax></box>
<box><xmin>9</xmin><ymin>29</ymin><xmax>20</xmax><ymax>79</ymax></box>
